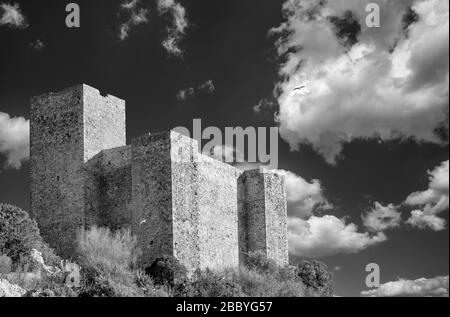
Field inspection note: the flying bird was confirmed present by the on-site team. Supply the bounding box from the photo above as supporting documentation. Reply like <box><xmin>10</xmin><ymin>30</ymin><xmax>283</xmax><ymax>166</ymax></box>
<box><xmin>293</xmin><ymin>85</ymin><xmax>306</xmax><ymax>91</ymax></box>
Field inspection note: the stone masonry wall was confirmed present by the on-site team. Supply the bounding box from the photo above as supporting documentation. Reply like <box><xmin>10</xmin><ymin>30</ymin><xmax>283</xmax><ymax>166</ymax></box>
<box><xmin>238</xmin><ymin>169</ymin><xmax>289</xmax><ymax>267</ymax></box>
<box><xmin>30</xmin><ymin>85</ymin><xmax>85</xmax><ymax>258</ymax></box>
<box><xmin>197</xmin><ymin>155</ymin><xmax>240</xmax><ymax>270</ymax></box>
<box><xmin>82</xmin><ymin>85</ymin><xmax>126</xmax><ymax>162</ymax></box>
<box><xmin>30</xmin><ymin>84</ymin><xmax>289</xmax><ymax>271</ymax></box>
<box><xmin>30</xmin><ymin>84</ymin><xmax>126</xmax><ymax>258</ymax></box>
<box><xmin>130</xmin><ymin>132</ymin><xmax>174</xmax><ymax>268</ymax></box>
<box><xmin>238</xmin><ymin>170</ymin><xmax>266</xmax><ymax>265</ymax></box>
<box><xmin>170</xmin><ymin>132</ymin><xmax>201</xmax><ymax>272</ymax></box>
<box><xmin>85</xmin><ymin>146</ymin><xmax>132</xmax><ymax>231</ymax></box>
<box><xmin>262</xmin><ymin>171</ymin><xmax>289</xmax><ymax>266</ymax></box>
<box><xmin>129</xmin><ymin>131</ymin><xmax>241</xmax><ymax>271</ymax></box>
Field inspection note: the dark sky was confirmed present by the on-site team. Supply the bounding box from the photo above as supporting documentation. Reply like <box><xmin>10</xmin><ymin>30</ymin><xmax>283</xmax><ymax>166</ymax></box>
<box><xmin>0</xmin><ymin>0</ymin><xmax>448</xmax><ymax>297</ymax></box>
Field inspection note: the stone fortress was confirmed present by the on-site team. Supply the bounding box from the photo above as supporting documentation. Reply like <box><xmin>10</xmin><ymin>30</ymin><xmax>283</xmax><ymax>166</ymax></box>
<box><xmin>30</xmin><ymin>84</ymin><xmax>288</xmax><ymax>271</ymax></box>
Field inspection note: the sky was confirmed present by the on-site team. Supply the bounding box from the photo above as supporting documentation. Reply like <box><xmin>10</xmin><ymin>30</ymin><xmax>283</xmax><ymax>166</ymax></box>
<box><xmin>0</xmin><ymin>0</ymin><xmax>449</xmax><ymax>297</ymax></box>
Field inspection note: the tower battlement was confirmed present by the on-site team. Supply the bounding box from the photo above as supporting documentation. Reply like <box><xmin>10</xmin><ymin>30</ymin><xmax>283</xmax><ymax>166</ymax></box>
<box><xmin>30</xmin><ymin>84</ymin><xmax>288</xmax><ymax>270</ymax></box>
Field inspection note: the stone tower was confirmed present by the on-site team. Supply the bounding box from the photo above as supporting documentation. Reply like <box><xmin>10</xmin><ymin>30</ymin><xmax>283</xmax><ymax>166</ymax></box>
<box><xmin>238</xmin><ymin>169</ymin><xmax>289</xmax><ymax>266</ymax></box>
<box><xmin>30</xmin><ymin>84</ymin><xmax>289</xmax><ymax>270</ymax></box>
<box><xmin>30</xmin><ymin>84</ymin><xmax>126</xmax><ymax>258</ymax></box>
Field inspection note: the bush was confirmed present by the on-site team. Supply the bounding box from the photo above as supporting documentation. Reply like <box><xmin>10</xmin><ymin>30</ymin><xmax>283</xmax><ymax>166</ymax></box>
<box><xmin>76</xmin><ymin>226</ymin><xmax>142</xmax><ymax>297</ymax></box>
<box><xmin>135</xmin><ymin>269</ymin><xmax>172</xmax><ymax>297</ymax></box>
<box><xmin>20</xmin><ymin>274</ymin><xmax>79</xmax><ymax>297</ymax></box>
<box><xmin>0</xmin><ymin>205</ymin><xmax>335</xmax><ymax>298</ymax></box>
<box><xmin>297</xmin><ymin>260</ymin><xmax>334</xmax><ymax>297</ymax></box>
<box><xmin>235</xmin><ymin>267</ymin><xmax>304</xmax><ymax>297</ymax></box>
<box><xmin>0</xmin><ymin>204</ymin><xmax>41</xmax><ymax>263</ymax></box>
<box><xmin>245</xmin><ymin>251</ymin><xmax>279</xmax><ymax>275</ymax></box>
<box><xmin>0</xmin><ymin>254</ymin><xmax>12</xmax><ymax>275</ymax></box>
<box><xmin>0</xmin><ymin>204</ymin><xmax>60</xmax><ymax>266</ymax></box>
<box><xmin>183</xmin><ymin>269</ymin><xmax>244</xmax><ymax>297</ymax></box>
<box><xmin>145</xmin><ymin>255</ymin><xmax>188</xmax><ymax>287</ymax></box>
<box><xmin>172</xmin><ymin>252</ymin><xmax>306</xmax><ymax>297</ymax></box>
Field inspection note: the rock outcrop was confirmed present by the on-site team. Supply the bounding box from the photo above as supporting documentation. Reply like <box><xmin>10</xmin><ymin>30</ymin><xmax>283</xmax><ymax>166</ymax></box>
<box><xmin>0</xmin><ymin>279</ymin><xmax>26</xmax><ymax>297</ymax></box>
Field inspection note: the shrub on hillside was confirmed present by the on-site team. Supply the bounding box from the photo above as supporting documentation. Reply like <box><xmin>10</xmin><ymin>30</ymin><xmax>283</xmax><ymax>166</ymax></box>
<box><xmin>297</xmin><ymin>260</ymin><xmax>334</xmax><ymax>297</ymax></box>
<box><xmin>235</xmin><ymin>252</ymin><xmax>305</xmax><ymax>297</ymax></box>
<box><xmin>76</xmin><ymin>226</ymin><xmax>142</xmax><ymax>297</ymax></box>
<box><xmin>145</xmin><ymin>255</ymin><xmax>188</xmax><ymax>287</ymax></box>
<box><xmin>183</xmin><ymin>269</ymin><xmax>244</xmax><ymax>297</ymax></box>
<box><xmin>135</xmin><ymin>269</ymin><xmax>173</xmax><ymax>297</ymax></box>
<box><xmin>235</xmin><ymin>267</ymin><xmax>305</xmax><ymax>297</ymax></box>
<box><xmin>0</xmin><ymin>204</ymin><xmax>41</xmax><ymax>263</ymax></box>
<box><xmin>245</xmin><ymin>251</ymin><xmax>279</xmax><ymax>274</ymax></box>
<box><xmin>165</xmin><ymin>252</ymin><xmax>306</xmax><ymax>297</ymax></box>
<box><xmin>0</xmin><ymin>204</ymin><xmax>60</xmax><ymax>267</ymax></box>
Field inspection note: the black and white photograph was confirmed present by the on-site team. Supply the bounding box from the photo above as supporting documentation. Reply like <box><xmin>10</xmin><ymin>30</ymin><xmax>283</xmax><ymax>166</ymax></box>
<box><xmin>0</xmin><ymin>0</ymin><xmax>449</xmax><ymax>303</ymax></box>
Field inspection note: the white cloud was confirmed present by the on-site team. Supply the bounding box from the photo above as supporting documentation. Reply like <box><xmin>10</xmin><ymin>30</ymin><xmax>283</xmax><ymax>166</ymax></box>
<box><xmin>405</xmin><ymin>160</ymin><xmax>449</xmax><ymax>231</ymax></box>
<box><xmin>198</xmin><ymin>80</ymin><xmax>215</xmax><ymax>94</ymax></box>
<box><xmin>288</xmin><ymin>215</ymin><xmax>387</xmax><ymax>258</ymax></box>
<box><xmin>279</xmin><ymin>170</ymin><xmax>384</xmax><ymax>257</ymax></box>
<box><xmin>276</xmin><ymin>169</ymin><xmax>332</xmax><ymax>218</ymax></box>
<box><xmin>157</xmin><ymin>0</ymin><xmax>189</xmax><ymax>57</ymax></box>
<box><xmin>406</xmin><ymin>210</ymin><xmax>446</xmax><ymax>231</ymax></box>
<box><xmin>0</xmin><ymin>2</ymin><xmax>28</xmax><ymax>28</ymax></box>
<box><xmin>0</xmin><ymin>112</ymin><xmax>29</xmax><ymax>169</ymax></box>
<box><xmin>177</xmin><ymin>80</ymin><xmax>215</xmax><ymax>101</ymax></box>
<box><xmin>118</xmin><ymin>0</ymin><xmax>149</xmax><ymax>41</ymax></box>
<box><xmin>271</xmin><ymin>0</ymin><xmax>449</xmax><ymax>165</ymax></box>
<box><xmin>121</xmin><ymin>0</ymin><xmax>139</xmax><ymax>10</ymax></box>
<box><xmin>177</xmin><ymin>87</ymin><xmax>195</xmax><ymax>101</ymax></box>
<box><xmin>362</xmin><ymin>276</ymin><xmax>449</xmax><ymax>297</ymax></box>
<box><xmin>362</xmin><ymin>202</ymin><xmax>402</xmax><ymax>232</ymax></box>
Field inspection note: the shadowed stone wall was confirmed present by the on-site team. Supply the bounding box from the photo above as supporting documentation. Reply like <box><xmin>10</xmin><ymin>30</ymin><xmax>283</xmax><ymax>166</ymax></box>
<box><xmin>85</xmin><ymin>146</ymin><xmax>132</xmax><ymax>231</ymax></box>
<box><xmin>130</xmin><ymin>132</ymin><xmax>174</xmax><ymax>268</ymax></box>
<box><xmin>238</xmin><ymin>169</ymin><xmax>289</xmax><ymax>267</ymax></box>
<box><xmin>129</xmin><ymin>132</ymin><xmax>202</xmax><ymax>271</ymax></box>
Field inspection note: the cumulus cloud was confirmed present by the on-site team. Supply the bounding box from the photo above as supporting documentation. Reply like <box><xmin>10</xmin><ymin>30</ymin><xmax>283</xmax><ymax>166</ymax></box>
<box><xmin>405</xmin><ymin>160</ymin><xmax>449</xmax><ymax>231</ymax></box>
<box><xmin>271</xmin><ymin>0</ymin><xmax>449</xmax><ymax>165</ymax></box>
<box><xmin>276</xmin><ymin>169</ymin><xmax>332</xmax><ymax>218</ymax></box>
<box><xmin>362</xmin><ymin>202</ymin><xmax>402</xmax><ymax>232</ymax></box>
<box><xmin>177</xmin><ymin>80</ymin><xmax>215</xmax><ymax>101</ymax></box>
<box><xmin>279</xmin><ymin>169</ymin><xmax>384</xmax><ymax>257</ymax></box>
<box><xmin>118</xmin><ymin>0</ymin><xmax>149</xmax><ymax>41</ymax></box>
<box><xmin>288</xmin><ymin>215</ymin><xmax>387</xmax><ymax>258</ymax></box>
<box><xmin>157</xmin><ymin>0</ymin><xmax>189</xmax><ymax>57</ymax></box>
<box><xmin>406</xmin><ymin>210</ymin><xmax>446</xmax><ymax>231</ymax></box>
<box><xmin>0</xmin><ymin>2</ymin><xmax>28</xmax><ymax>28</ymax></box>
<box><xmin>362</xmin><ymin>276</ymin><xmax>449</xmax><ymax>297</ymax></box>
<box><xmin>0</xmin><ymin>112</ymin><xmax>29</xmax><ymax>169</ymax></box>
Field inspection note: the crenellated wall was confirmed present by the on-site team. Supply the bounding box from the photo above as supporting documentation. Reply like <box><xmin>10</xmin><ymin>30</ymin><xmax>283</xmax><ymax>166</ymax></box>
<box><xmin>30</xmin><ymin>84</ymin><xmax>288</xmax><ymax>270</ymax></box>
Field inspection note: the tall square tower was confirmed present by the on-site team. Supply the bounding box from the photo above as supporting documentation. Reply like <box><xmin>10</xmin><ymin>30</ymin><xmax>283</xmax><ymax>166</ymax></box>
<box><xmin>30</xmin><ymin>84</ymin><xmax>126</xmax><ymax>257</ymax></box>
<box><xmin>238</xmin><ymin>169</ymin><xmax>289</xmax><ymax>266</ymax></box>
